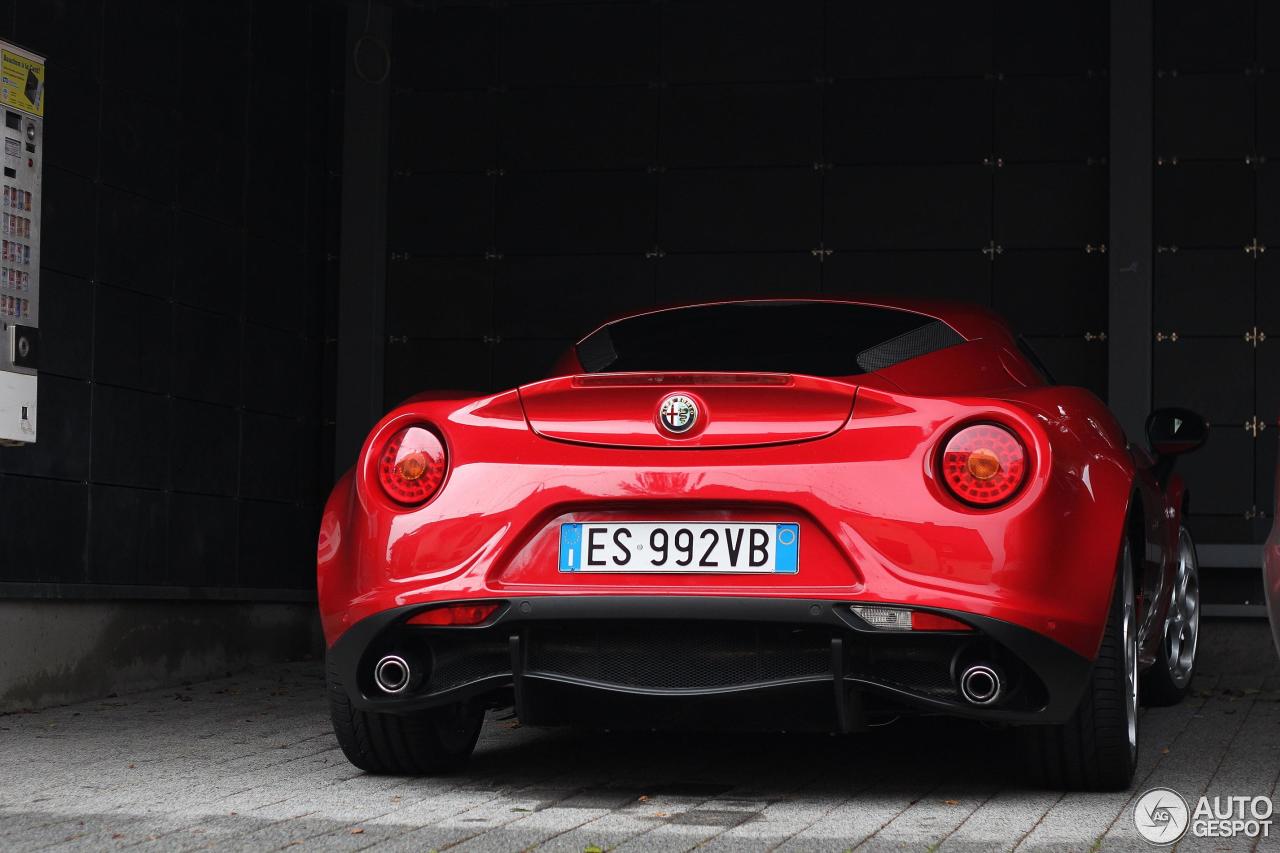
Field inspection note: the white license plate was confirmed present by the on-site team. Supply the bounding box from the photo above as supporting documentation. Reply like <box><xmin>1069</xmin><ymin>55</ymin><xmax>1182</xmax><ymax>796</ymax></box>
<box><xmin>558</xmin><ymin>522</ymin><xmax>799</xmax><ymax>574</ymax></box>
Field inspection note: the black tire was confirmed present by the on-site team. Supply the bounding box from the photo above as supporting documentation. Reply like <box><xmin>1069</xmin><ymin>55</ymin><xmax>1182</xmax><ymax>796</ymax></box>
<box><xmin>1140</xmin><ymin>526</ymin><xmax>1200</xmax><ymax>707</ymax></box>
<box><xmin>327</xmin><ymin>655</ymin><xmax>484</xmax><ymax>774</ymax></box>
<box><xmin>1019</xmin><ymin>541</ymin><xmax>1139</xmax><ymax>791</ymax></box>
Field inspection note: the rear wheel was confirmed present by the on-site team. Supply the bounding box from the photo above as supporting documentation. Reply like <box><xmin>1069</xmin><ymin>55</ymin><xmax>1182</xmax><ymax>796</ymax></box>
<box><xmin>327</xmin><ymin>656</ymin><xmax>484</xmax><ymax>774</ymax></box>
<box><xmin>1140</xmin><ymin>526</ymin><xmax>1200</xmax><ymax>706</ymax></box>
<box><xmin>1020</xmin><ymin>539</ymin><xmax>1139</xmax><ymax>790</ymax></box>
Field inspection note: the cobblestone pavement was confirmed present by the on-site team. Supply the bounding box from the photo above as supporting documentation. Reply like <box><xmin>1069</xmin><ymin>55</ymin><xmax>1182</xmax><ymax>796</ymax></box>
<box><xmin>2</xmin><ymin>621</ymin><xmax>1278</xmax><ymax>853</ymax></box>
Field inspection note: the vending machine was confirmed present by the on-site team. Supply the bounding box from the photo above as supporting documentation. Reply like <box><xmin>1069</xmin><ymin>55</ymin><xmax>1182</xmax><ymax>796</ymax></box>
<box><xmin>0</xmin><ymin>40</ymin><xmax>41</xmax><ymax>445</ymax></box>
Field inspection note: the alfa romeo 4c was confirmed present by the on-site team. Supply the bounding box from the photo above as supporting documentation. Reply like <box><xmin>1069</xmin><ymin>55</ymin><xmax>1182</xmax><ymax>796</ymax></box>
<box><xmin>319</xmin><ymin>298</ymin><xmax>1206</xmax><ymax>790</ymax></box>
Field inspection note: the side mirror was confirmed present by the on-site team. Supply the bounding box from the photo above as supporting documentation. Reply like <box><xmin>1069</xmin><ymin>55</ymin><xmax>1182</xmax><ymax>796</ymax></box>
<box><xmin>1145</xmin><ymin>407</ymin><xmax>1208</xmax><ymax>457</ymax></box>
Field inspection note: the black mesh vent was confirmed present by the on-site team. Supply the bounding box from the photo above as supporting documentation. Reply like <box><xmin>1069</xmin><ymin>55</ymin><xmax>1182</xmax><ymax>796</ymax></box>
<box><xmin>427</xmin><ymin>636</ymin><xmax>509</xmax><ymax>693</ymax></box>
<box><xmin>849</xmin><ymin>656</ymin><xmax>956</xmax><ymax>699</ymax></box>
<box><xmin>527</xmin><ymin>622</ymin><xmax>831</xmax><ymax>690</ymax></box>
<box><xmin>576</xmin><ymin>329</ymin><xmax>618</xmax><ymax>373</ymax></box>
<box><xmin>855</xmin><ymin>320</ymin><xmax>964</xmax><ymax>372</ymax></box>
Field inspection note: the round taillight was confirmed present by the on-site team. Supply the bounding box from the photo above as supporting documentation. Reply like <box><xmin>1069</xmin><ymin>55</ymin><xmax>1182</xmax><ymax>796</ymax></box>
<box><xmin>940</xmin><ymin>423</ymin><xmax>1027</xmax><ymax>507</ymax></box>
<box><xmin>377</xmin><ymin>425</ymin><xmax>447</xmax><ymax>506</ymax></box>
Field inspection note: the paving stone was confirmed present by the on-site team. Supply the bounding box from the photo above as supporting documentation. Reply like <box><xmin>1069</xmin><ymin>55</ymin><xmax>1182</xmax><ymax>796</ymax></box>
<box><xmin>1</xmin><ymin>622</ymin><xmax>1277</xmax><ymax>852</ymax></box>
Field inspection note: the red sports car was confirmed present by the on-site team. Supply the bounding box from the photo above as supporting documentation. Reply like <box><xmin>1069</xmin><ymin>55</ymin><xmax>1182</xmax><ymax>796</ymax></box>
<box><xmin>318</xmin><ymin>297</ymin><xmax>1206</xmax><ymax>790</ymax></box>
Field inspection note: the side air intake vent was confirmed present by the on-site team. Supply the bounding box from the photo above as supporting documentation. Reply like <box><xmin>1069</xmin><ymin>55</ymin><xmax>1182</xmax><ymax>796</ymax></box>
<box><xmin>856</xmin><ymin>320</ymin><xmax>963</xmax><ymax>372</ymax></box>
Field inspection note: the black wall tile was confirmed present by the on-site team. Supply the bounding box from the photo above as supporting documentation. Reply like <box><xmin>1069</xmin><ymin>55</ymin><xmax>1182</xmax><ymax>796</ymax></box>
<box><xmin>241</xmin><ymin>323</ymin><xmax>303</xmax><ymax>417</ymax></box>
<box><xmin>657</xmin><ymin>253</ymin><xmax>818</xmax><ymax>302</ymax></box>
<box><xmin>664</xmin><ymin>83</ymin><xmax>819</xmax><ymax>168</ymax></box>
<box><xmin>501</xmin><ymin>86</ymin><xmax>656</xmax><ymax>171</ymax></box>
<box><xmin>172</xmin><ymin>305</ymin><xmax>241</xmax><ymax>405</ymax></box>
<box><xmin>386</xmin><ymin>258</ymin><xmax>494</xmax><ymax>339</ymax></box>
<box><xmin>14</xmin><ymin>0</ymin><xmax>103</xmax><ymax>81</ymax></box>
<box><xmin>240</xmin><ymin>412</ymin><xmax>299</xmax><ymax>503</ymax></box>
<box><xmin>825</xmin><ymin>165</ymin><xmax>991</xmax><ymax>251</ymax></box>
<box><xmin>170</xmin><ymin>399</ymin><xmax>240</xmax><ymax>497</ymax></box>
<box><xmin>659</xmin><ymin>168</ymin><xmax>818</xmax><ymax>252</ymax></box>
<box><xmin>0</xmin><ymin>476</ymin><xmax>88</xmax><ymax>583</ymax></box>
<box><xmin>392</xmin><ymin>5</ymin><xmax>495</xmax><ymax>91</ymax></box>
<box><xmin>96</xmin><ymin>186</ymin><xmax>175</xmax><ymax>297</ymax></box>
<box><xmin>237</xmin><ymin>499</ymin><xmax>298</xmax><ymax>588</ymax></box>
<box><xmin>393</xmin><ymin>91</ymin><xmax>496</xmax><ymax>173</ymax></box>
<box><xmin>169</xmin><ymin>492</ymin><xmax>238</xmax><ymax>588</ymax></box>
<box><xmin>390</xmin><ymin>174</ymin><xmax>494</xmax><ymax>256</ymax></box>
<box><xmin>41</xmin><ymin>168</ymin><xmax>96</xmax><ymax>279</ymax></box>
<box><xmin>495</xmin><ymin>255</ymin><xmax>654</xmax><ymax>338</ymax></box>
<box><xmin>90</xmin><ymin>385</ymin><xmax>170</xmax><ymax>489</ymax></box>
<box><xmin>99</xmin><ymin>88</ymin><xmax>177</xmax><ymax>202</ymax></box>
<box><xmin>176</xmin><ymin>213</ymin><xmax>244</xmax><ymax>315</ymax></box>
<box><xmin>503</xmin><ymin>3</ymin><xmax>657</xmax><ymax>86</ymax></box>
<box><xmin>826</xmin><ymin>1</ymin><xmax>994</xmax><ymax>79</ymax></box>
<box><xmin>500</xmin><ymin>172</ymin><xmax>655</xmax><ymax>254</ymax></box>
<box><xmin>827</xmin><ymin>79</ymin><xmax>991</xmax><ymax>165</ymax></box>
<box><xmin>92</xmin><ymin>285</ymin><xmax>173</xmax><ymax>394</ymax></box>
<box><xmin>994</xmin><ymin>0</ymin><xmax>1107</xmax><ymax>75</ymax></box>
<box><xmin>821</xmin><ymin>251</ymin><xmax>991</xmax><ymax>305</ymax></box>
<box><xmin>663</xmin><ymin>0</ymin><xmax>821</xmax><ymax>84</ymax></box>
<box><xmin>88</xmin><ymin>484</ymin><xmax>167</xmax><ymax>586</ymax></box>
<box><xmin>38</xmin><ymin>271</ymin><xmax>93</xmax><ymax>378</ymax></box>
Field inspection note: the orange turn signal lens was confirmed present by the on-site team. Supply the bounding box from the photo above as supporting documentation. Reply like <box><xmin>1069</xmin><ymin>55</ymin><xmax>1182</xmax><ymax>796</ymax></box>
<box><xmin>407</xmin><ymin>603</ymin><xmax>500</xmax><ymax>626</ymax></box>
<box><xmin>377</xmin><ymin>425</ymin><xmax>447</xmax><ymax>506</ymax></box>
<box><xmin>940</xmin><ymin>423</ymin><xmax>1028</xmax><ymax>507</ymax></box>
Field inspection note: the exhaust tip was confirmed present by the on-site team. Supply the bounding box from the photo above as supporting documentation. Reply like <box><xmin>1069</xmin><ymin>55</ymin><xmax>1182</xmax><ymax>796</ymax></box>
<box><xmin>959</xmin><ymin>664</ymin><xmax>1002</xmax><ymax>706</ymax></box>
<box><xmin>373</xmin><ymin>654</ymin><xmax>411</xmax><ymax>694</ymax></box>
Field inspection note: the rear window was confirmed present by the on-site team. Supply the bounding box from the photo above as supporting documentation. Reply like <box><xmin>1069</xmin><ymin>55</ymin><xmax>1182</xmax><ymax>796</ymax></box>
<box><xmin>577</xmin><ymin>301</ymin><xmax>963</xmax><ymax>376</ymax></box>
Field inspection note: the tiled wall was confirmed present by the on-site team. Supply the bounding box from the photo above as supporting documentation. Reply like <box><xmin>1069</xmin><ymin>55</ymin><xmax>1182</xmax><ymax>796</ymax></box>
<box><xmin>0</xmin><ymin>0</ymin><xmax>339</xmax><ymax>594</ymax></box>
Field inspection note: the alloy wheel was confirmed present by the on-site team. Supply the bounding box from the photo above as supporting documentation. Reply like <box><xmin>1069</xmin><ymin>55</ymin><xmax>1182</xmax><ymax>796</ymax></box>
<box><xmin>1163</xmin><ymin>527</ymin><xmax>1200</xmax><ymax>688</ymax></box>
<box><xmin>1122</xmin><ymin>540</ymin><xmax>1139</xmax><ymax>757</ymax></box>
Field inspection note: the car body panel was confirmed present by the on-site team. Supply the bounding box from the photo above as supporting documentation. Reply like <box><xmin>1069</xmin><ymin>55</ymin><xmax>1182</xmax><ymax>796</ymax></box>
<box><xmin>319</xmin><ymin>297</ymin><xmax>1188</xmax><ymax>725</ymax></box>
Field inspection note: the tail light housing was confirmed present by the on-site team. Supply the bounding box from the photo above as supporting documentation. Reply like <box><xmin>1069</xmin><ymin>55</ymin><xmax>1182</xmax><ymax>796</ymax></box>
<box><xmin>377</xmin><ymin>425</ymin><xmax>447</xmax><ymax>506</ymax></box>
<box><xmin>939</xmin><ymin>423</ymin><xmax>1027</xmax><ymax>507</ymax></box>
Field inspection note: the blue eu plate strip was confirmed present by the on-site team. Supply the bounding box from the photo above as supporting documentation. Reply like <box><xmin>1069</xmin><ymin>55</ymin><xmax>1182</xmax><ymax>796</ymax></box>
<box><xmin>559</xmin><ymin>523</ymin><xmax>582</xmax><ymax>572</ymax></box>
<box><xmin>774</xmin><ymin>523</ymin><xmax>799</xmax><ymax>573</ymax></box>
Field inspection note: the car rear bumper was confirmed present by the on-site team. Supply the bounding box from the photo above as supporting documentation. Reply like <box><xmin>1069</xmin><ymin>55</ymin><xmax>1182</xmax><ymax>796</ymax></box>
<box><xmin>328</xmin><ymin>596</ymin><xmax>1093</xmax><ymax>728</ymax></box>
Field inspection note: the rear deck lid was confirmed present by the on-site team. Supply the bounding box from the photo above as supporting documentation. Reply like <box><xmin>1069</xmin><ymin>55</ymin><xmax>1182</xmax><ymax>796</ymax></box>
<box><xmin>518</xmin><ymin>372</ymin><xmax>855</xmax><ymax>449</ymax></box>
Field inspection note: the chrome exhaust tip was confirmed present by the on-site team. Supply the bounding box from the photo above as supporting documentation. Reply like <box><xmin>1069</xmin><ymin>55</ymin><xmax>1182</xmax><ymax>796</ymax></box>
<box><xmin>373</xmin><ymin>654</ymin><xmax>411</xmax><ymax>694</ymax></box>
<box><xmin>958</xmin><ymin>664</ymin><xmax>1002</xmax><ymax>706</ymax></box>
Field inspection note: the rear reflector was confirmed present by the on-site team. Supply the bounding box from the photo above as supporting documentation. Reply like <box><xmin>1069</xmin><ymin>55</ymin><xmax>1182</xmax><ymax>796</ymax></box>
<box><xmin>911</xmin><ymin>611</ymin><xmax>973</xmax><ymax>632</ymax></box>
<box><xmin>850</xmin><ymin>605</ymin><xmax>973</xmax><ymax>632</ymax></box>
<box><xmin>407</xmin><ymin>603</ymin><xmax>500</xmax><ymax>626</ymax></box>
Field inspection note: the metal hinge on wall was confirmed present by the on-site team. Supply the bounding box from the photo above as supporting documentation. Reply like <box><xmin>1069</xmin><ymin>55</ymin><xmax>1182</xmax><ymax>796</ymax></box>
<box><xmin>1246</xmin><ymin>326</ymin><xmax>1267</xmax><ymax>347</ymax></box>
<box><xmin>1154</xmin><ymin>331</ymin><xmax>1179</xmax><ymax>342</ymax></box>
<box><xmin>1084</xmin><ymin>243</ymin><xmax>1107</xmax><ymax>254</ymax></box>
<box><xmin>982</xmin><ymin>241</ymin><xmax>1002</xmax><ymax>260</ymax></box>
<box><xmin>1244</xmin><ymin>238</ymin><xmax>1266</xmax><ymax>258</ymax></box>
<box><xmin>810</xmin><ymin>245</ymin><xmax>833</xmax><ymax>262</ymax></box>
<box><xmin>1245</xmin><ymin>415</ymin><xmax>1266</xmax><ymax>438</ymax></box>
<box><xmin>1084</xmin><ymin>331</ymin><xmax>1108</xmax><ymax>342</ymax></box>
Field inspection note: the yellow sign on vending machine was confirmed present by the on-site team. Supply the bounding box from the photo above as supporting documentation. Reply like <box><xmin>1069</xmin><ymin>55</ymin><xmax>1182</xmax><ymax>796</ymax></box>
<box><xmin>0</xmin><ymin>45</ymin><xmax>44</xmax><ymax>117</ymax></box>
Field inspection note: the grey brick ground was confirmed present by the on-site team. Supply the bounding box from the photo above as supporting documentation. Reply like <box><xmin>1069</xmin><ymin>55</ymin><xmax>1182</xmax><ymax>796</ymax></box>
<box><xmin>1</xmin><ymin>620</ymin><xmax>1277</xmax><ymax>852</ymax></box>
